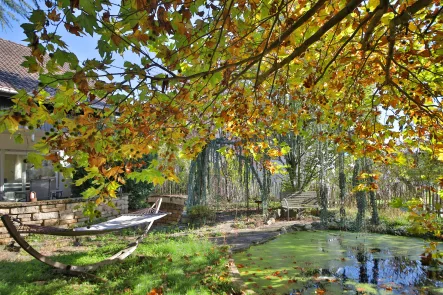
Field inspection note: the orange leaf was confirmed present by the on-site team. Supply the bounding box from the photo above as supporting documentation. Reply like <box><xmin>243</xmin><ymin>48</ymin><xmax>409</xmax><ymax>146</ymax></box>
<box><xmin>111</xmin><ymin>34</ymin><xmax>121</xmax><ymax>46</ymax></box>
<box><xmin>147</xmin><ymin>287</ymin><xmax>163</xmax><ymax>295</ymax></box>
<box><xmin>48</xmin><ymin>8</ymin><xmax>61</xmax><ymax>21</ymax></box>
<box><xmin>89</xmin><ymin>155</ymin><xmax>106</xmax><ymax>167</ymax></box>
<box><xmin>45</xmin><ymin>153</ymin><xmax>60</xmax><ymax>162</ymax></box>
<box><xmin>103</xmin><ymin>166</ymin><xmax>124</xmax><ymax>178</ymax></box>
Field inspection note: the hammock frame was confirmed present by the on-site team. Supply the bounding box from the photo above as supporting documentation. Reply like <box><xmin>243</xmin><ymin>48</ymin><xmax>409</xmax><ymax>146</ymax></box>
<box><xmin>1</xmin><ymin>198</ymin><xmax>165</xmax><ymax>274</ymax></box>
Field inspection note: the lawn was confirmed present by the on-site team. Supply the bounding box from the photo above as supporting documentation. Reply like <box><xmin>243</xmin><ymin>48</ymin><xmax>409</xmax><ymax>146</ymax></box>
<box><xmin>0</xmin><ymin>232</ymin><xmax>239</xmax><ymax>295</ymax></box>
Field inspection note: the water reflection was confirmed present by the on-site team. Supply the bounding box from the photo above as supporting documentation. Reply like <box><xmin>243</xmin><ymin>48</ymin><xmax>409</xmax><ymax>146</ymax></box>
<box><xmin>234</xmin><ymin>231</ymin><xmax>443</xmax><ymax>295</ymax></box>
<box><xmin>337</xmin><ymin>248</ymin><xmax>443</xmax><ymax>288</ymax></box>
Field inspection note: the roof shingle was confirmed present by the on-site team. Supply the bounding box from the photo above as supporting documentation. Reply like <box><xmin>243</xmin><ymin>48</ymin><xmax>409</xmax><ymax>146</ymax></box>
<box><xmin>0</xmin><ymin>38</ymin><xmax>40</xmax><ymax>94</ymax></box>
<box><xmin>0</xmin><ymin>38</ymin><xmax>109</xmax><ymax>109</ymax></box>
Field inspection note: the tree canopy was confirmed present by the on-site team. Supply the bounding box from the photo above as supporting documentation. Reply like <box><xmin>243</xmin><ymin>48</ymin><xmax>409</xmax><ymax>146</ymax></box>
<box><xmin>1</xmin><ymin>0</ymin><xmax>442</xmax><ymax>212</ymax></box>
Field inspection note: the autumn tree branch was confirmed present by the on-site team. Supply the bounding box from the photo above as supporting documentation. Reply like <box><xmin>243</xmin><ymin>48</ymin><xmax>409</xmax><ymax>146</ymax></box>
<box><xmin>256</xmin><ymin>0</ymin><xmax>364</xmax><ymax>85</ymax></box>
<box><xmin>361</xmin><ymin>0</ymin><xmax>388</xmax><ymax>51</ymax></box>
<box><xmin>385</xmin><ymin>0</ymin><xmax>433</xmax><ymax>82</ymax></box>
<box><xmin>314</xmin><ymin>11</ymin><xmax>375</xmax><ymax>86</ymax></box>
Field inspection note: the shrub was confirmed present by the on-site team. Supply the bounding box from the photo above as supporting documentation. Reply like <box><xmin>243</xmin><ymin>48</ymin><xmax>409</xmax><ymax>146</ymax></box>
<box><xmin>122</xmin><ymin>154</ymin><xmax>154</xmax><ymax>210</ymax></box>
<box><xmin>187</xmin><ymin>205</ymin><xmax>216</xmax><ymax>225</ymax></box>
<box><xmin>123</xmin><ymin>177</ymin><xmax>153</xmax><ymax>210</ymax></box>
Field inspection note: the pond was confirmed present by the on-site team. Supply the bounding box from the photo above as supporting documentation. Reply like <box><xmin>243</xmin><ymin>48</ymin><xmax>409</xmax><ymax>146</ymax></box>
<box><xmin>233</xmin><ymin>231</ymin><xmax>443</xmax><ymax>295</ymax></box>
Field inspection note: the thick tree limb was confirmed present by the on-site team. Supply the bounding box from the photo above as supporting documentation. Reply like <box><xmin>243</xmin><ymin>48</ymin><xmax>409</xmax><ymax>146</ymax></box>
<box><xmin>361</xmin><ymin>0</ymin><xmax>389</xmax><ymax>51</ymax></box>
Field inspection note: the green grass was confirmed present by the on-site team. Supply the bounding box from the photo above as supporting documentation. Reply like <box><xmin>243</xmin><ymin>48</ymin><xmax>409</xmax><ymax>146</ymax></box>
<box><xmin>334</xmin><ymin>207</ymin><xmax>410</xmax><ymax>226</ymax></box>
<box><xmin>0</xmin><ymin>233</ymin><xmax>239</xmax><ymax>295</ymax></box>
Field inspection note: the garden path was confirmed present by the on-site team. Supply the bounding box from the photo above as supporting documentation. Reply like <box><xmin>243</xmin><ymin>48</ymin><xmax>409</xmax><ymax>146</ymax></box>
<box><xmin>185</xmin><ymin>211</ymin><xmax>318</xmax><ymax>252</ymax></box>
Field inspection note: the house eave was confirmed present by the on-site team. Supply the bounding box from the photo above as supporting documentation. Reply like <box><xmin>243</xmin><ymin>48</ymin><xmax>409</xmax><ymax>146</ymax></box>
<box><xmin>0</xmin><ymin>87</ymin><xmax>17</xmax><ymax>96</ymax></box>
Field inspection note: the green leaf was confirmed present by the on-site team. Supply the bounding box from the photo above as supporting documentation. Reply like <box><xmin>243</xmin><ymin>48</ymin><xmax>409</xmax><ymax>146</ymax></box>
<box><xmin>14</xmin><ymin>133</ymin><xmax>24</xmax><ymax>144</ymax></box>
<box><xmin>0</xmin><ymin>121</ymin><xmax>6</xmax><ymax>133</ymax></box>
<box><xmin>106</xmin><ymin>181</ymin><xmax>120</xmax><ymax>197</ymax></box>
<box><xmin>4</xmin><ymin>116</ymin><xmax>19</xmax><ymax>133</ymax></box>
<box><xmin>390</xmin><ymin>198</ymin><xmax>403</xmax><ymax>208</ymax></box>
<box><xmin>97</xmin><ymin>40</ymin><xmax>112</xmax><ymax>58</ymax></box>
<box><xmin>77</xmin><ymin>13</ymin><xmax>98</xmax><ymax>36</ymax></box>
<box><xmin>127</xmin><ymin>168</ymin><xmax>165</xmax><ymax>186</ymax></box>
<box><xmin>29</xmin><ymin>10</ymin><xmax>46</xmax><ymax>30</ymax></box>
<box><xmin>82</xmin><ymin>186</ymin><xmax>100</xmax><ymax>199</ymax></box>
<box><xmin>80</xmin><ymin>0</ymin><xmax>98</xmax><ymax>16</ymax></box>
<box><xmin>33</xmin><ymin>142</ymin><xmax>50</xmax><ymax>155</ymax></box>
<box><xmin>209</xmin><ymin>72</ymin><xmax>222</xmax><ymax>87</ymax></box>
<box><xmin>75</xmin><ymin>151</ymin><xmax>90</xmax><ymax>167</ymax></box>
<box><xmin>76</xmin><ymin>168</ymin><xmax>103</xmax><ymax>187</ymax></box>
<box><xmin>27</xmin><ymin>153</ymin><xmax>45</xmax><ymax>169</ymax></box>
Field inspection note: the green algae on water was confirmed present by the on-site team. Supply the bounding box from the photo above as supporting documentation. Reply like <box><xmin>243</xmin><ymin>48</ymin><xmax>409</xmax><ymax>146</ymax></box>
<box><xmin>233</xmin><ymin>231</ymin><xmax>443</xmax><ymax>295</ymax></box>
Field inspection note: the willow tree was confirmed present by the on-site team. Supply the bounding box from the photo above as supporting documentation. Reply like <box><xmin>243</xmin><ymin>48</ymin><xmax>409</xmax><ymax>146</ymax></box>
<box><xmin>187</xmin><ymin>139</ymin><xmax>273</xmax><ymax>212</ymax></box>
<box><xmin>0</xmin><ymin>0</ymin><xmax>442</xmax><ymax>237</ymax></box>
<box><xmin>187</xmin><ymin>145</ymin><xmax>210</xmax><ymax>207</ymax></box>
<box><xmin>0</xmin><ymin>0</ymin><xmax>36</xmax><ymax>28</ymax></box>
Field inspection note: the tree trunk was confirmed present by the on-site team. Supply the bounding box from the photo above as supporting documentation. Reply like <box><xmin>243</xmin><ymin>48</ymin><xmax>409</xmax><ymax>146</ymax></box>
<box><xmin>338</xmin><ymin>151</ymin><xmax>346</xmax><ymax>227</ymax></box>
<box><xmin>353</xmin><ymin>158</ymin><xmax>366</xmax><ymax>231</ymax></box>
<box><xmin>296</xmin><ymin>135</ymin><xmax>301</xmax><ymax>191</ymax></box>
<box><xmin>318</xmin><ymin>128</ymin><xmax>328</xmax><ymax>226</ymax></box>
<box><xmin>245</xmin><ymin>157</ymin><xmax>250</xmax><ymax>217</ymax></box>
<box><xmin>366</xmin><ymin>160</ymin><xmax>379</xmax><ymax>225</ymax></box>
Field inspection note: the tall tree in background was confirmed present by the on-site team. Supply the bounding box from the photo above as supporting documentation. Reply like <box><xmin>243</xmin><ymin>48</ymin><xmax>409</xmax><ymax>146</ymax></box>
<box><xmin>338</xmin><ymin>151</ymin><xmax>346</xmax><ymax>228</ymax></box>
<box><xmin>353</xmin><ymin>158</ymin><xmax>366</xmax><ymax>231</ymax></box>
<box><xmin>366</xmin><ymin>159</ymin><xmax>380</xmax><ymax>225</ymax></box>
<box><xmin>0</xmin><ymin>0</ymin><xmax>35</xmax><ymax>29</ymax></box>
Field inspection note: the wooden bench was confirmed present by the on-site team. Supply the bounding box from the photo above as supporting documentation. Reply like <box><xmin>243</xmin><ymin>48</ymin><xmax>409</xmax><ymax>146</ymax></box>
<box><xmin>281</xmin><ymin>191</ymin><xmax>319</xmax><ymax>221</ymax></box>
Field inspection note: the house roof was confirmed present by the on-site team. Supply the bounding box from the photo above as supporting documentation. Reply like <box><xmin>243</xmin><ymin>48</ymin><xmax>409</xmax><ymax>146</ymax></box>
<box><xmin>0</xmin><ymin>38</ymin><xmax>108</xmax><ymax>109</ymax></box>
<box><xmin>0</xmin><ymin>38</ymin><xmax>40</xmax><ymax>94</ymax></box>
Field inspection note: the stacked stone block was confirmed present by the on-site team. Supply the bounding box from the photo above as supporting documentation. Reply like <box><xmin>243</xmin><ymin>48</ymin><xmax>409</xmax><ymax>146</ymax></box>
<box><xmin>147</xmin><ymin>195</ymin><xmax>187</xmax><ymax>225</ymax></box>
<box><xmin>0</xmin><ymin>195</ymin><xmax>129</xmax><ymax>245</ymax></box>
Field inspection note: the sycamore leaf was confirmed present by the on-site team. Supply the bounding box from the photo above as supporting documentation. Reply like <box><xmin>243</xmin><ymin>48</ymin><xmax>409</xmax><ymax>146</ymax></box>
<box><xmin>27</xmin><ymin>153</ymin><xmax>45</xmax><ymax>169</ymax></box>
<box><xmin>14</xmin><ymin>133</ymin><xmax>24</xmax><ymax>144</ymax></box>
<box><xmin>106</xmin><ymin>181</ymin><xmax>120</xmax><ymax>198</ymax></box>
<box><xmin>75</xmin><ymin>166</ymin><xmax>100</xmax><ymax>186</ymax></box>
<box><xmin>127</xmin><ymin>167</ymin><xmax>165</xmax><ymax>186</ymax></box>
<box><xmin>33</xmin><ymin>141</ymin><xmax>50</xmax><ymax>154</ymax></box>
<box><xmin>89</xmin><ymin>155</ymin><xmax>106</xmax><ymax>167</ymax></box>
<box><xmin>48</xmin><ymin>8</ymin><xmax>61</xmax><ymax>21</ymax></box>
<box><xmin>4</xmin><ymin>116</ymin><xmax>19</xmax><ymax>133</ymax></box>
<box><xmin>82</xmin><ymin>186</ymin><xmax>101</xmax><ymax>199</ymax></box>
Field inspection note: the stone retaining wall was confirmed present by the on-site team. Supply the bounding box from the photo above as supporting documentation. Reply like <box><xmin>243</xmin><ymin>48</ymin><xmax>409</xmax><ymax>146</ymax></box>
<box><xmin>0</xmin><ymin>195</ymin><xmax>128</xmax><ymax>245</ymax></box>
<box><xmin>147</xmin><ymin>195</ymin><xmax>187</xmax><ymax>225</ymax></box>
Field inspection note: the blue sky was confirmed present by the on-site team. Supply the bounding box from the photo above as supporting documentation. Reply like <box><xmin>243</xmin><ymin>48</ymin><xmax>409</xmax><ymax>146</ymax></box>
<box><xmin>0</xmin><ymin>13</ymin><xmax>100</xmax><ymax>63</ymax></box>
<box><xmin>0</xmin><ymin>7</ymin><xmax>149</xmax><ymax>85</ymax></box>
